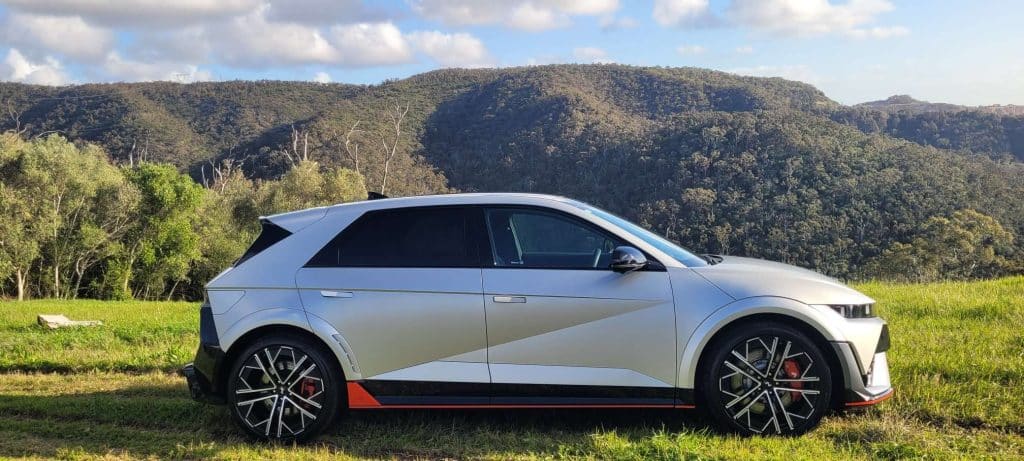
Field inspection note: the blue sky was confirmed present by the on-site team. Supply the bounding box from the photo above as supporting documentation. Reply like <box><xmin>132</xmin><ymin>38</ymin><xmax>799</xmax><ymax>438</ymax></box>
<box><xmin>0</xmin><ymin>0</ymin><xmax>1021</xmax><ymax>105</ymax></box>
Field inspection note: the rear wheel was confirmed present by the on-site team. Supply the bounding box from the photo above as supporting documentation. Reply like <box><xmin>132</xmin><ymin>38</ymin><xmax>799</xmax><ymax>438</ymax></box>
<box><xmin>700</xmin><ymin>322</ymin><xmax>832</xmax><ymax>436</ymax></box>
<box><xmin>226</xmin><ymin>334</ymin><xmax>341</xmax><ymax>442</ymax></box>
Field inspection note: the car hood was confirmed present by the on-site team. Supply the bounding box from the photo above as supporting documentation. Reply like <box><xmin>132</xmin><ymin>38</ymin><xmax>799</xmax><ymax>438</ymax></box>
<box><xmin>691</xmin><ymin>256</ymin><xmax>874</xmax><ymax>305</ymax></box>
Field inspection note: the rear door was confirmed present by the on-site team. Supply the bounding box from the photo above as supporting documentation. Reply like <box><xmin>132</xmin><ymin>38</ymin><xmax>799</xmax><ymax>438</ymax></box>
<box><xmin>481</xmin><ymin>207</ymin><xmax>678</xmax><ymax>405</ymax></box>
<box><xmin>296</xmin><ymin>206</ymin><xmax>490</xmax><ymax>405</ymax></box>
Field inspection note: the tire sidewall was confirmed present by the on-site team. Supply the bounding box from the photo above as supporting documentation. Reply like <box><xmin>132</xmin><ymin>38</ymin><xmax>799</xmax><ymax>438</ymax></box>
<box><xmin>226</xmin><ymin>334</ymin><xmax>342</xmax><ymax>442</ymax></box>
<box><xmin>700</xmin><ymin>322</ymin><xmax>832</xmax><ymax>436</ymax></box>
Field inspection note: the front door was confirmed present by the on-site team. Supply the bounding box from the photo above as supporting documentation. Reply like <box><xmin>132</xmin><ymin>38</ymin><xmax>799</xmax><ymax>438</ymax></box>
<box><xmin>297</xmin><ymin>206</ymin><xmax>489</xmax><ymax>405</ymax></box>
<box><xmin>481</xmin><ymin>207</ymin><xmax>678</xmax><ymax>405</ymax></box>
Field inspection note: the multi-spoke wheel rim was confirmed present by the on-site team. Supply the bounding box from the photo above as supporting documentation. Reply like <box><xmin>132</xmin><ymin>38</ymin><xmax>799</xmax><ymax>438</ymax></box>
<box><xmin>718</xmin><ymin>335</ymin><xmax>822</xmax><ymax>434</ymax></box>
<box><xmin>234</xmin><ymin>345</ymin><xmax>325</xmax><ymax>438</ymax></box>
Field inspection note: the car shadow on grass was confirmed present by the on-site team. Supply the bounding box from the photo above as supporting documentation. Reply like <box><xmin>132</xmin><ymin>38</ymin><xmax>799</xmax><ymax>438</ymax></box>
<box><xmin>0</xmin><ymin>380</ymin><xmax>718</xmax><ymax>460</ymax></box>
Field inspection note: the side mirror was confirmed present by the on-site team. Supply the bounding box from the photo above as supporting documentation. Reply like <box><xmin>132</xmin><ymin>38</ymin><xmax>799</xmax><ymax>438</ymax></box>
<box><xmin>609</xmin><ymin>246</ymin><xmax>647</xmax><ymax>273</ymax></box>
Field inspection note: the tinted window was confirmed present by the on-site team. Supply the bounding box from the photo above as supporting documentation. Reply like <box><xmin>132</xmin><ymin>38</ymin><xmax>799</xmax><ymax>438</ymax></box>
<box><xmin>485</xmin><ymin>208</ymin><xmax>621</xmax><ymax>269</ymax></box>
<box><xmin>235</xmin><ymin>220</ymin><xmax>291</xmax><ymax>267</ymax></box>
<box><xmin>307</xmin><ymin>207</ymin><xmax>479</xmax><ymax>268</ymax></box>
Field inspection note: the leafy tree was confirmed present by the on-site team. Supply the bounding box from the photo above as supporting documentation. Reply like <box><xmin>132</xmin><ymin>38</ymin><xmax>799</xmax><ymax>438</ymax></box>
<box><xmin>119</xmin><ymin>163</ymin><xmax>203</xmax><ymax>300</ymax></box>
<box><xmin>257</xmin><ymin>161</ymin><xmax>366</xmax><ymax>215</ymax></box>
<box><xmin>862</xmin><ymin>210</ymin><xmax>1017</xmax><ymax>281</ymax></box>
<box><xmin>0</xmin><ymin>182</ymin><xmax>39</xmax><ymax>300</ymax></box>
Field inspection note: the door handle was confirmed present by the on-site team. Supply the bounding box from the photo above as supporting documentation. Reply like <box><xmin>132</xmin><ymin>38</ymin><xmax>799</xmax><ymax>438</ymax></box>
<box><xmin>493</xmin><ymin>296</ymin><xmax>526</xmax><ymax>303</ymax></box>
<box><xmin>320</xmin><ymin>290</ymin><xmax>354</xmax><ymax>298</ymax></box>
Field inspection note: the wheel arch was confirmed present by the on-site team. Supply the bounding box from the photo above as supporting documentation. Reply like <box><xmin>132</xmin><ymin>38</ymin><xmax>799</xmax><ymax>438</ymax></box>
<box><xmin>679</xmin><ymin>297</ymin><xmax>846</xmax><ymax>409</ymax></box>
<box><xmin>218</xmin><ymin>323</ymin><xmax>348</xmax><ymax>406</ymax></box>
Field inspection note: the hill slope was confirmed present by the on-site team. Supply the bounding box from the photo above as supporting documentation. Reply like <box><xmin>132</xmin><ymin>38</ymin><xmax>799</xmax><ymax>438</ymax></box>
<box><xmin>1</xmin><ymin>65</ymin><xmax>1022</xmax><ymax>277</ymax></box>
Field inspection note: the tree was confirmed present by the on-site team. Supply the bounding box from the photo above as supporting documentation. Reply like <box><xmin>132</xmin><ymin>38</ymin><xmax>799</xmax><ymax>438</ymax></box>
<box><xmin>258</xmin><ymin>161</ymin><xmax>367</xmax><ymax>215</ymax></box>
<box><xmin>377</xmin><ymin>102</ymin><xmax>409</xmax><ymax>196</ymax></box>
<box><xmin>862</xmin><ymin>210</ymin><xmax>1017</xmax><ymax>282</ymax></box>
<box><xmin>0</xmin><ymin>183</ymin><xmax>39</xmax><ymax>300</ymax></box>
<box><xmin>119</xmin><ymin>163</ymin><xmax>204</xmax><ymax>300</ymax></box>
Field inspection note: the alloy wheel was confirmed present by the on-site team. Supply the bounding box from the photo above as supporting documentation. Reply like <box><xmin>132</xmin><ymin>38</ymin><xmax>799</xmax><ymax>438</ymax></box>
<box><xmin>717</xmin><ymin>335</ymin><xmax>823</xmax><ymax>435</ymax></box>
<box><xmin>233</xmin><ymin>345</ymin><xmax>326</xmax><ymax>439</ymax></box>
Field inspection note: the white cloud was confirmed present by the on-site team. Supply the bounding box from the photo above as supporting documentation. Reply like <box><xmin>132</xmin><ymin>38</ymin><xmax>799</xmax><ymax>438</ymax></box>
<box><xmin>209</xmin><ymin>7</ymin><xmax>339</xmax><ymax>66</ymax></box>
<box><xmin>0</xmin><ymin>0</ymin><xmax>261</xmax><ymax>27</ymax></box>
<box><xmin>103</xmin><ymin>52</ymin><xmax>213</xmax><ymax>82</ymax></box>
<box><xmin>312</xmin><ymin>71</ymin><xmax>331</xmax><ymax>83</ymax></box>
<box><xmin>728</xmin><ymin>0</ymin><xmax>904</xmax><ymax>38</ymax></box>
<box><xmin>127</xmin><ymin>28</ymin><xmax>211</xmax><ymax>63</ymax></box>
<box><xmin>328</xmin><ymin>22</ymin><xmax>414</xmax><ymax>67</ymax></box>
<box><xmin>735</xmin><ymin>45</ymin><xmax>755</xmax><ymax>54</ymax></box>
<box><xmin>525</xmin><ymin>54</ymin><xmax>566</xmax><ymax>66</ymax></box>
<box><xmin>846</xmin><ymin>25</ymin><xmax>909</xmax><ymax>39</ymax></box>
<box><xmin>599</xmin><ymin>15</ymin><xmax>638</xmax><ymax>31</ymax></box>
<box><xmin>676</xmin><ymin>44</ymin><xmax>706</xmax><ymax>55</ymax></box>
<box><xmin>653</xmin><ymin>0</ymin><xmax>711</xmax><ymax>27</ymax></box>
<box><xmin>508</xmin><ymin>2</ymin><xmax>570</xmax><ymax>31</ymax></box>
<box><xmin>729</xmin><ymin>64</ymin><xmax>820</xmax><ymax>85</ymax></box>
<box><xmin>407</xmin><ymin>31</ymin><xmax>492</xmax><ymax>68</ymax></box>
<box><xmin>572</xmin><ymin>47</ymin><xmax>613</xmax><ymax>64</ymax></box>
<box><xmin>264</xmin><ymin>0</ymin><xmax>386</xmax><ymax>25</ymax></box>
<box><xmin>3</xmin><ymin>13</ymin><xmax>114</xmax><ymax>60</ymax></box>
<box><xmin>0</xmin><ymin>48</ymin><xmax>71</xmax><ymax>85</ymax></box>
<box><xmin>410</xmin><ymin>0</ymin><xmax>618</xmax><ymax>30</ymax></box>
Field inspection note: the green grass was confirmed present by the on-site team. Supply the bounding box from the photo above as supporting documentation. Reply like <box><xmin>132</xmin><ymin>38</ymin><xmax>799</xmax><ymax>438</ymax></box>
<box><xmin>1</xmin><ymin>277</ymin><xmax>1023</xmax><ymax>460</ymax></box>
<box><xmin>0</xmin><ymin>300</ymin><xmax>197</xmax><ymax>373</ymax></box>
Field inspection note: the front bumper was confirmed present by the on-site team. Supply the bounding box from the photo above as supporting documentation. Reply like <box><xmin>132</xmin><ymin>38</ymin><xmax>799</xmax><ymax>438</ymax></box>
<box><xmin>833</xmin><ymin>345</ymin><xmax>893</xmax><ymax>407</ymax></box>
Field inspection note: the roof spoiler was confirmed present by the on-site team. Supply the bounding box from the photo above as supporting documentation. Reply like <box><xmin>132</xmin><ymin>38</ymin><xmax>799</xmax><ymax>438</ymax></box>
<box><xmin>368</xmin><ymin>192</ymin><xmax>388</xmax><ymax>200</ymax></box>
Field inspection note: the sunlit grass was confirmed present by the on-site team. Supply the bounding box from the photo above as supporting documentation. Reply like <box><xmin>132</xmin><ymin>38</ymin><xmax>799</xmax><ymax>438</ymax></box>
<box><xmin>0</xmin><ymin>277</ymin><xmax>1022</xmax><ymax>459</ymax></box>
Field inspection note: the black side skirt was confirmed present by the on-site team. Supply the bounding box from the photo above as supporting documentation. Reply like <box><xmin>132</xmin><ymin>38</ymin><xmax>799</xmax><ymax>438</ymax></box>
<box><xmin>358</xmin><ymin>380</ymin><xmax>695</xmax><ymax>407</ymax></box>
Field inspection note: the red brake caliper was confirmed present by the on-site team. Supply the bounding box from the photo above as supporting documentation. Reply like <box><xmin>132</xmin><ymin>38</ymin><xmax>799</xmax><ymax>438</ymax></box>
<box><xmin>782</xmin><ymin>359</ymin><xmax>803</xmax><ymax>401</ymax></box>
<box><xmin>301</xmin><ymin>377</ymin><xmax>317</xmax><ymax>400</ymax></box>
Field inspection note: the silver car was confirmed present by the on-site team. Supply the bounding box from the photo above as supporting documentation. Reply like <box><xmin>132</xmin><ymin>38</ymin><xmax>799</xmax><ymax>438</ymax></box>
<box><xmin>182</xmin><ymin>193</ymin><xmax>892</xmax><ymax>441</ymax></box>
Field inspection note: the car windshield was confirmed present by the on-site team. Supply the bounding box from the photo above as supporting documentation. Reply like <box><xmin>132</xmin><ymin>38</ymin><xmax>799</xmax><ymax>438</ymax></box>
<box><xmin>571</xmin><ymin>202</ymin><xmax>709</xmax><ymax>267</ymax></box>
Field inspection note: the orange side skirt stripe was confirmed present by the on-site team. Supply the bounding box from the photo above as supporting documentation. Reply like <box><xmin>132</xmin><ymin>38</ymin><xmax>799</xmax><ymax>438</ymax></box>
<box><xmin>845</xmin><ymin>389</ymin><xmax>894</xmax><ymax>407</ymax></box>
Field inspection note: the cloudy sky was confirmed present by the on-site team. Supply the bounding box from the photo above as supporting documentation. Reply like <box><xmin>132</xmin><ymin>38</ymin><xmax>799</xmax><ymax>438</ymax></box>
<box><xmin>0</xmin><ymin>0</ymin><xmax>1021</xmax><ymax>105</ymax></box>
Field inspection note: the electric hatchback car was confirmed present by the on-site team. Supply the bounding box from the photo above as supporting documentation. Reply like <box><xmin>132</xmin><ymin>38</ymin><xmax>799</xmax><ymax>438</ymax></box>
<box><xmin>182</xmin><ymin>193</ymin><xmax>891</xmax><ymax>441</ymax></box>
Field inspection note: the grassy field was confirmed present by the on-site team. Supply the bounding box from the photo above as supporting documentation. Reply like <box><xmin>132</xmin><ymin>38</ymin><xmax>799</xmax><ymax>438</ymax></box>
<box><xmin>0</xmin><ymin>277</ymin><xmax>1022</xmax><ymax>460</ymax></box>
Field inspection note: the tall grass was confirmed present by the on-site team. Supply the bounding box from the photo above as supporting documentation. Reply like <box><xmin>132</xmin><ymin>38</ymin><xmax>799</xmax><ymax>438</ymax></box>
<box><xmin>0</xmin><ymin>278</ymin><xmax>1022</xmax><ymax>459</ymax></box>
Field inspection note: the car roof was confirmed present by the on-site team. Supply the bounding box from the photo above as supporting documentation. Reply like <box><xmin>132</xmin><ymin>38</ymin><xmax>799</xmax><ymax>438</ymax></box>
<box><xmin>264</xmin><ymin>192</ymin><xmax>580</xmax><ymax>222</ymax></box>
<box><xmin>346</xmin><ymin>192</ymin><xmax>576</xmax><ymax>209</ymax></box>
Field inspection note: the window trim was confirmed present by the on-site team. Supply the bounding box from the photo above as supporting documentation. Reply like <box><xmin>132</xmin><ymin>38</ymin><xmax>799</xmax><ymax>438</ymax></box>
<box><xmin>303</xmin><ymin>205</ymin><xmax>488</xmax><ymax>269</ymax></box>
<box><xmin>481</xmin><ymin>205</ymin><xmax>665</xmax><ymax>272</ymax></box>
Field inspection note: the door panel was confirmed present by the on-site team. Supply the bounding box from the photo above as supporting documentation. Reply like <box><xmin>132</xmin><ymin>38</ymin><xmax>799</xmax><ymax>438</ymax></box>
<box><xmin>483</xmin><ymin>268</ymin><xmax>677</xmax><ymax>388</ymax></box>
<box><xmin>297</xmin><ymin>267</ymin><xmax>487</xmax><ymax>381</ymax></box>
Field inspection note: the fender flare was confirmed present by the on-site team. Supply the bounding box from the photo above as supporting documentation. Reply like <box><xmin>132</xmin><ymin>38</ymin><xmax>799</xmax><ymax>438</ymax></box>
<box><xmin>218</xmin><ymin>307</ymin><xmax>362</xmax><ymax>381</ymax></box>
<box><xmin>677</xmin><ymin>296</ymin><xmax>845</xmax><ymax>389</ymax></box>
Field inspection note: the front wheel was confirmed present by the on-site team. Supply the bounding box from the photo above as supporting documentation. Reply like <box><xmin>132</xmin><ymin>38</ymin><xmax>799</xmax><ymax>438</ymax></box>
<box><xmin>226</xmin><ymin>334</ymin><xmax>342</xmax><ymax>442</ymax></box>
<box><xmin>700</xmin><ymin>322</ymin><xmax>832</xmax><ymax>436</ymax></box>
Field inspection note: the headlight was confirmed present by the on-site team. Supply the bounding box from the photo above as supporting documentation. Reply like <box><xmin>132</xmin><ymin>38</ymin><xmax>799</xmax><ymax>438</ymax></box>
<box><xmin>824</xmin><ymin>303</ymin><xmax>876</xmax><ymax>318</ymax></box>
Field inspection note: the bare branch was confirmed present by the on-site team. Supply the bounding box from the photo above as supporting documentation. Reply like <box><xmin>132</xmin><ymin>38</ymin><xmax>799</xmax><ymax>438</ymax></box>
<box><xmin>378</xmin><ymin>102</ymin><xmax>409</xmax><ymax>195</ymax></box>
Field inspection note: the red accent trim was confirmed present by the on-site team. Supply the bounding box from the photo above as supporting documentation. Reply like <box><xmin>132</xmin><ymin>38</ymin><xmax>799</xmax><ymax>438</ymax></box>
<box><xmin>349</xmin><ymin>403</ymin><xmax>686</xmax><ymax>409</ymax></box>
<box><xmin>845</xmin><ymin>389</ymin><xmax>894</xmax><ymax>407</ymax></box>
<box><xmin>347</xmin><ymin>382</ymin><xmax>382</xmax><ymax>408</ymax></box>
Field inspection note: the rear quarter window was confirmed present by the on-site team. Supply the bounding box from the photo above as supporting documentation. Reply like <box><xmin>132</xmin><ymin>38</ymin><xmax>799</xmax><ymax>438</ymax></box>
<box><xmin>306</xmin><ymin>207</ymin><xmax>481</xmax><ymax>268</ymax></box>
<box><xmin>235</xmin><ymin>220</ymin><xmax>291</xmax><ymax>266</ymax></box>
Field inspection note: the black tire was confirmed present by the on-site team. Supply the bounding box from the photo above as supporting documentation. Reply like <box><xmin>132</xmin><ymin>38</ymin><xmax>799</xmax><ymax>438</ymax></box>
<box><xmin>226</xmin><ymin>334</ymin><xmax>342</xmax><ymax>442</ymax></box>
<box><xmin>700</xmin><ymin>322</ymin><xmax>832</xmax><ymax>436</ymax></box>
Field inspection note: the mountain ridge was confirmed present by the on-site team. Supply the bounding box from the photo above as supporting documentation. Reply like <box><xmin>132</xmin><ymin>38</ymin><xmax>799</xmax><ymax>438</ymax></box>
<box><xmin>2</xmin><ymin>64</ymin><xmax>1022</xmax><ymax>278</ymax></box>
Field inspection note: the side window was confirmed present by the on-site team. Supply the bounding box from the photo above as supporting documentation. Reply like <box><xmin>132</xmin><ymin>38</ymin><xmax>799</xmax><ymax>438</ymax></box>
<box><xmin>484</xmin><ymin>208</ymin><xmax>621</xmax><ymax>269</ymax></box>
<box><xmin>307</xmin><ymin>207</ymin><xmax>479</xmax><ymax>268</ymax></box>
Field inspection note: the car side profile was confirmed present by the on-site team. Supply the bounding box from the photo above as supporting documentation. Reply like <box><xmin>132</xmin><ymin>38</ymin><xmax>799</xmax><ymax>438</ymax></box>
<box><xmin>182</xmin><ymin>193</ymin><xmax>892</xmax><ymax>441</ymax></box>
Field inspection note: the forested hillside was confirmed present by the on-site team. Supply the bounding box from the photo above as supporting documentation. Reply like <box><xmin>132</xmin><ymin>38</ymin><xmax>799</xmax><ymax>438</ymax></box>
<box><xmin>2</xmin><ymin>65</ymin><xmax>1023</xmax><ymax>300</ymax></box>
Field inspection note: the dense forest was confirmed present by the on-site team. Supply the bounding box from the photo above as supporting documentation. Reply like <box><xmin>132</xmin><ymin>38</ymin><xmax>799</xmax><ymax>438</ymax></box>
<box><xmin>1</xmin><ymin>65</ymin><xmax>1022</xmax><ymax>300</ymax></box>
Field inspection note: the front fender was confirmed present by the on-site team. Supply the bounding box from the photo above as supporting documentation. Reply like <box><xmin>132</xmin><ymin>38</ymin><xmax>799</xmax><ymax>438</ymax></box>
<box><xmin>677</xmin><ymin>296</ymin><xmax>845</xmax><ymax>389</ymax></box>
